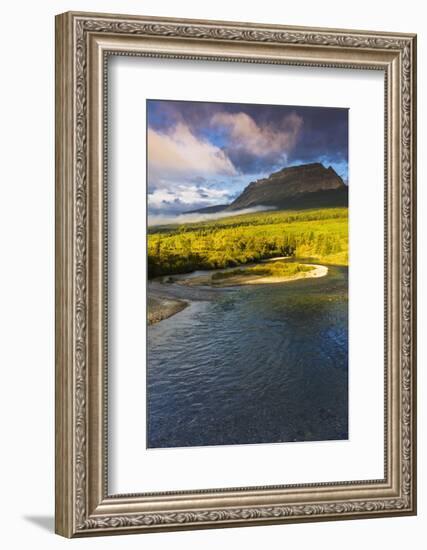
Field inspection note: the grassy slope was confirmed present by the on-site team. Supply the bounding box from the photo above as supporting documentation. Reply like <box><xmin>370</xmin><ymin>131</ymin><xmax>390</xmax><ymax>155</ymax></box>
<box><xmin>148</xmin><ymin>207</ymin><xmax>348</xmax><ymax>277</ymax></box>
<box><xmin>212</xmin><ymin>262</ymin><xmax>315</xmax><ymax>280</ymax></box>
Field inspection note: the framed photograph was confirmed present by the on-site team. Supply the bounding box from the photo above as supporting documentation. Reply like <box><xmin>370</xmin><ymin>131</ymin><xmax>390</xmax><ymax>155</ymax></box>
<box><xmin>55</xmin><ymin>11</ymin><xmax>417</xmax><ymax>537</ymax></box>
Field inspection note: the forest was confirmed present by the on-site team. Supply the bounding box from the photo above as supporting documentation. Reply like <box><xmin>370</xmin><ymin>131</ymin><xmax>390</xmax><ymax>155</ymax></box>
<box><xmin>147</xmin><ymin>207</ymin><xmax>348</xmax><ymax>278</ymax></box>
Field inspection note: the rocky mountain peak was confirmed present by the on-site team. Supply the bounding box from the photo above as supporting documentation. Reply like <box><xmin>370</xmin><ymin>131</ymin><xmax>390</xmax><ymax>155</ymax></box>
<box><xmin>227</xmin><ymin>162</ymin><xmax>347</xmax><ymax>211</ymax></box>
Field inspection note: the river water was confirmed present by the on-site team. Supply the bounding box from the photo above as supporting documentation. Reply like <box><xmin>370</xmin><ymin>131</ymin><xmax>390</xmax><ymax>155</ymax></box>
<box><xmin>147</xmin><ymin>265</ymin><xmax>348</xmax><ymax>448</ymax></box>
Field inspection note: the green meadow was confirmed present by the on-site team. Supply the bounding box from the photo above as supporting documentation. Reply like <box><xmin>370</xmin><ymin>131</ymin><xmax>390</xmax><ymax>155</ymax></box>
<box><xmin>147</xmin><ymin>207</ymin><xmax>348</xmax><ymax>278</ymax></box>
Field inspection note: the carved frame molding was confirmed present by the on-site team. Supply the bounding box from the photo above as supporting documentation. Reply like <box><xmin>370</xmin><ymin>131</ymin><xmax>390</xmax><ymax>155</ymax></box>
<box><xmin>55</xmin><ymin>11</ymin><xmax>416</xmax><ymax>537</ymax></box>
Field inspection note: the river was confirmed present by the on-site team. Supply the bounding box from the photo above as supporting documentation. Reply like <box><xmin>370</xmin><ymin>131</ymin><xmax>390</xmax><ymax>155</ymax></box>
<box><xmin>147</xmin><ymin>264</ymin><xmax>348</xmax><ymax>448</ymax></box>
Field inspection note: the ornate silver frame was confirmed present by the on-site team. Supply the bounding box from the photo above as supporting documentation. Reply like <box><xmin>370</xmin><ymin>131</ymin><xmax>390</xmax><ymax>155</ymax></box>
<box><xmin>55</xmin><ymin>11</ymin><xmax>417</xmax><ymax>537</ymax></box>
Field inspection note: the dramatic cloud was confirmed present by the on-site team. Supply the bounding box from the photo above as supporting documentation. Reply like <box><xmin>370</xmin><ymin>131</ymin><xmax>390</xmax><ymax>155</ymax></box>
<box><xmin>148</xmin><ymin>122</ymin><xmax>237</xmax><ymax>180</ymax></box>
<box><xmin>146</xmin><ymin>100</ymin><xmax>348</xmax><ymax>216</ymax></box>
<box><xmin>211</xmin><ymin>111</ymin><xmax>303</xmax><ymax>159</ymax></box>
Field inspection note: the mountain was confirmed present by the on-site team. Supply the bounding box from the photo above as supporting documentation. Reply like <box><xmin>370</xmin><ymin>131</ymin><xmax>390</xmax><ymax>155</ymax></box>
<box><xmin>187</xmin><ymin>163</ymin><xmax>348</xmax><ymax>215</ymax></box>
<box><xmin>227</xmin><ymin>163</ymin><xmax>347</xmax><ymax>211</ymax></box>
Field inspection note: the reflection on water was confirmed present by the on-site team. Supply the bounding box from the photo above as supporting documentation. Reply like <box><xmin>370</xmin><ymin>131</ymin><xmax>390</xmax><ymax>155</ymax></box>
<box><xmin>147</xmin><ymin>266</ymin><xmax>348</xmax><ymax>448</ymax></box>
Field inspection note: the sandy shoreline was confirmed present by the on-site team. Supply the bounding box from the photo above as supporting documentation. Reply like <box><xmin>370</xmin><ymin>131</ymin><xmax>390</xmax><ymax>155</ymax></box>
<box><xmin>148</xmin><ymin>261</ymin><xmax>328</xmax><ymax>324</ymax></box>
<box><xmin>177</xmin><ymin>263</ymin><xmax>328</xmax><ymax>287</ymax></box>
<box><xmin>238</xmin><ymin>264</ymin><xmax>328</xmax><ymax>285</ymax></box>
<box><xmin>147</xmin><ymin>280</ymin><xmax>222</xmax><ymax>325</ymax></box>
<box><xmin>147</xmin><ymin>295</ymin><xmax>188</xmax><ymax>325</ymax></box>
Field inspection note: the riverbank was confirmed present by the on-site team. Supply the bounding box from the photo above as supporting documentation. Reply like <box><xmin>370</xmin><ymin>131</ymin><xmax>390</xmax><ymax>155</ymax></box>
<box><xmin>177</xmin><ymin>263</ymin><xmax>328</xmax><ymax>287</ymax></box>
<box><xmin>216</xmin><ymin>264</ymin><xmax>327</xmax><ymax>286</ymax></box>
<box><xmin>147</xmin><ymin>263</ymin><xmax>348</xmax><ymax>448</ymax></box>
<box><xmin>148</xmin><ymin>260</ymin><xmax>329</xmax><ymax>324</ymax></box>
<box><xmin>147</xmin><ymin>295</ymin><xmax>188</xmax><ymax>325</ymax></box>
<box><xmin>147</xmin><ymin>279</ymin><xmax>223</xmax><ymax>325</ymax></box>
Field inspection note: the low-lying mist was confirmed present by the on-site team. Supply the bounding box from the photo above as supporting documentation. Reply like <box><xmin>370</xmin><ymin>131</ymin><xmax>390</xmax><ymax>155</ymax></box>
<box><xmin>148</xmin><ymin>206</ymin><xmax>274</xmax><ymax>227</ymax></box>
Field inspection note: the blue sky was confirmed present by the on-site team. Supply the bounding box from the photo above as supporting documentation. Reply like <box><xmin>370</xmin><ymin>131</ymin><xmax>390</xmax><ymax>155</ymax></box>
<box><xmin>147</xmin><ymin>99</ymin><xmax>348</xmax><ymax>216</ymax></box>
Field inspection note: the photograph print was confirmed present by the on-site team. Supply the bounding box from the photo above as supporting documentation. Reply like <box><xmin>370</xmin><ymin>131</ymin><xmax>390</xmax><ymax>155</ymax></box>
<box><xmin>146</xmin><ymin>99</ymin><xmax>349</xmax><ymax>449</ymax></box>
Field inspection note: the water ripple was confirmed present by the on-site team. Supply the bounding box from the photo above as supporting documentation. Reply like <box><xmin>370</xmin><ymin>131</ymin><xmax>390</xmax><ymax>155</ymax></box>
<box><xmin>148</xmin><ymin>266</ymin><xmax>348</xmax><ymax>448</ymax></box>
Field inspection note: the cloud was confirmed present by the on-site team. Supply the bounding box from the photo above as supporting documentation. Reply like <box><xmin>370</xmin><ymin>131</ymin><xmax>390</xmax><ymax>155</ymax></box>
<box><xmin>211</xmin><ymin>111</ymin><xmax>303</xmax><ymax>160</ymax></box>
<box><xmin>147</xmin><ymin>121</ymin><xmax>240</xmax><ymax>215</ymax></box>
<box><xmin>146</xmin><ymin>101</ymin><xmax>347</xmax><ymax>215</ymax></box>
<box><xmin>148</xmin><ymin>184</ymin><xmax>231</xmax><ymax>214</ymax></box>
<box><xmin>148</xmin><ymin>122</ymin><xmax>237</xmax><ymax>180</ymax></box>
<box><xmin>148</xmin><ymin>206</ymin><xmax>274</xmax><ymax>227</ymax></box>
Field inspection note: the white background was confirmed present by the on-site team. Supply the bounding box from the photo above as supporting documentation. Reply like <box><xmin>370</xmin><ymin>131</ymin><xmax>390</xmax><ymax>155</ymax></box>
<box><xmin>0</xmin><ymin>1</ymin><xmax>424</xmax><ymax>549</ymax></box>
<box><xmin>109</xmin><ymin>58</ymin><xmax>384</xmax><ymax>493</ymax></box>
